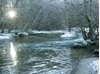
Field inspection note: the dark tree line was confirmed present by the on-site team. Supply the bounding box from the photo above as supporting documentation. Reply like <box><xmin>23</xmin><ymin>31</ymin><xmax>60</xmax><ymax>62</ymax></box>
<box><xmin>0</xmin><ymin>0</ymin><xmax>99</xmax><ymax>39</ymax></box>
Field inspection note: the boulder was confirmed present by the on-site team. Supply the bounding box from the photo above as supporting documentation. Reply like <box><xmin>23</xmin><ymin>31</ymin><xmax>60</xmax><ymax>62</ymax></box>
<box><xmin>93</xmin><ymin>49</ymin><xmax>99</xmax><ymax>57</ymax></box>
<box><xmin>86</xmin><ymin>39</ymin><xmax>95</xmax><ymax>46</ymax></box>
<box><xmin>72</xmin><ymin>41</ymin><xmax>88</xmax><ymax>48</ymax></box>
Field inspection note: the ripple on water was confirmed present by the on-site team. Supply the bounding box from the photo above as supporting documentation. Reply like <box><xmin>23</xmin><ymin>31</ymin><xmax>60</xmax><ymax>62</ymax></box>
<box><xmin>0</xmin><ymin>32</ymin><xmax>78</xmax><ymax>74</ymax></box>
<box><xmin>11</xmin><ymin>43</ymin><xmax>71</xmax><ymax>74</ymax></box>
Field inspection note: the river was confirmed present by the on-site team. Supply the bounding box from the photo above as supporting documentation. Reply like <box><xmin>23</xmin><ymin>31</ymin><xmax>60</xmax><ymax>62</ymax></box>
<box><xmin>0</xmin><ymin>30</ymin><xmax>98</xmax><ymax>74</ymax></box>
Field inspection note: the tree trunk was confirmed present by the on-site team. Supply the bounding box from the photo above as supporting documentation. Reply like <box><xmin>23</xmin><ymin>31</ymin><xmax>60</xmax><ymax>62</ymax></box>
<box><xmin>84</xmin><ymin>0</ymin><xmax>95</xmax><ymax>40</ymax></box>
<box><xmin>64</xmin><ymin>0</ymin><xmax>72</xmax><ymax>31</ymax></box>
<box><xmin>68</xmin><ymin>15</ymin><xmax>71</xmax><ymax>32</ymax></box>
<box><xmin>1</xmin><ymin>22</ymin><xmax>4</xmax><ymax>33</ymax></box>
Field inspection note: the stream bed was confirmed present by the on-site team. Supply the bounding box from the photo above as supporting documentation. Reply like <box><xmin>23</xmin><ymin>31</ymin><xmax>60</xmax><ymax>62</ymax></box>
<box><xmin>0</xmin><ymin>30</ymin><xmax>99</xmax><ymax>74</ymax></box>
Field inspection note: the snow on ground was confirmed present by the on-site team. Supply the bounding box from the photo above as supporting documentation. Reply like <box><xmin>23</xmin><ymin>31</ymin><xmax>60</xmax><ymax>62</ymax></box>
<box><xmin>18</xmin><ymin>32</ymin><xmax>29</xmax><ymax>35</ymax></box>
<box><xmin>32</xmin><ymin>30</ymin><xmax>77</xmax><ymax>38</ymax></box>
<box><xmin>0</xmin><ymin>28</ymin><xmax>82</xmax><ymax>40</ymax></box>
<box><xmin>85</xmin><ymin>28</ymin><xmax>89</xmax><ymax>32</ymax></box>
<box><xmin>90</xmin><ymin>60</ymin><xmax>99</xmax><ymax>74</ymax></box>
<box><xmin>32</xmin><ymin>30</ymin><xmax>66</xmax><ymax>34</ymax></box>
<box><xmin>0</xmin><ymin>33</ymin><xmax>12</xmax><ymax>40</ymax></box>
<box><xmin>61</xmin><ymin>31</ymin><xmax>76</xmax><ymax>38</ymax></box>
<box><xmin>74</xmin><ymin>58</ymin><xmax>99</xmax><ymax>74</ymax></box>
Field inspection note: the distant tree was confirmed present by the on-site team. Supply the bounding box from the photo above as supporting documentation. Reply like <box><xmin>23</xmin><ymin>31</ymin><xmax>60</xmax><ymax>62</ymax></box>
<box><xmin>83</xmin><ymin>0</ymin><xmax>99</xmax><ymax>40</ymax></box>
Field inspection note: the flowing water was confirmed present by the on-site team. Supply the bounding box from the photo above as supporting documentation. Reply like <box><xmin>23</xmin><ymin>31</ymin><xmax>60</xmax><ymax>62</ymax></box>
<box><xmin>0</xmin><ymin>30</ymin><xmax>93</xmax><ymax>74</ymax></box>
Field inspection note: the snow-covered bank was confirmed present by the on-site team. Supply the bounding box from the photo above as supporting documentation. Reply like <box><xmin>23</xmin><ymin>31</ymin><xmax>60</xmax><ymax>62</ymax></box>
<box><xmin>74</xmin><ymin>58</ymin><xmax>99</xmax><ymax>74</ymax></box>
<box><xmin>0</xmin><ymin>33</ymin><xmax>12</xmax><ymax>40</ymax></box>
<box><xmin>31</xmin><ymin>30</ymin><xmax>66</xmax><ymax>34</ymax></box>
<box><xmin>31</xmin><ymin>30</ymin><xmax>77</xmax><ymax>38</ymax></box>
<box><xmin>61</xmin><ymin>31</ymin><xmax>76</xmax><ymax>38</ymax></box>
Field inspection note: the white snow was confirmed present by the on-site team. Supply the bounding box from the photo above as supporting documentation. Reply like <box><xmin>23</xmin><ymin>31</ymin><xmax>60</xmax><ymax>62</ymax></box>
<box><xmin>75</xmin><ymin>58</ymin><xmax>99</xmax><ymax>74</ymax></box>
<box><xmin>32</xmin><ymin>30</ymin><xmax>65</xmax><ymax>34</ymax></box>
<box><xmin>85</xmin><ymin>28</ymin><xmax>89</xmax><ymax>32</ymax></box>
<box><xmin>18</xmin><ymin>32</ymin><xmax>28</xmax><ymax>35</ymax></box>
<box><xmin>0</xmin><ymin>33</ymin><xmax>12</xmax><ymax>40</ymax></box>
<box><xmin>61</xmin><ymin>31</ymin><xmax>76</xmax><ymax>38</ymax></box>
<box><xmin>90</xmin><ymin>60</ymin><xmax>99</xmax><ymax>74</ymax></box>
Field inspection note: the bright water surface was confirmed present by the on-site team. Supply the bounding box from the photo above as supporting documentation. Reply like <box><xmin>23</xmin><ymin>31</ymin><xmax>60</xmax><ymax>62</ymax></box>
<box><xmin>0</xmin><ymin>31</ymin><xmax>93</xmax><ymax>74</ymax></box>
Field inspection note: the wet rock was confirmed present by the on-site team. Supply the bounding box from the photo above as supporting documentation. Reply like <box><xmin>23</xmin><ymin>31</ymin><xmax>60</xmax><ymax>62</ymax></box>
<box><xmin>86</xmin><ymin>39</ymin><xmax>99</xmax><ymax>48</ymax></box>
<box><xmin>72</xmin><ymin>41</ymin><xmax>88</xmax><ymax>48</ymax></box>
<box><xmin>93</xmin><ymin>49</ymin><xmax>99</xmax><ymax>57</ymax></box>
<box><xmin>18</xmin><ymin>33</ymin><xmax>25</xmax><ymax>38</ymax></box>
<box><xmin>95</xmin><ymin>39</ymin><xmax>99</xmax><ymax>49</ymax></box>
<box><xmin>13</xmin><ymin>32</ymin><xmax>28</xmax><ymax>38</ymax></box>
<box><xmin>86</xmin><ymin>39</ymin><xmax>95</xmax><ymax>46</ymax></box>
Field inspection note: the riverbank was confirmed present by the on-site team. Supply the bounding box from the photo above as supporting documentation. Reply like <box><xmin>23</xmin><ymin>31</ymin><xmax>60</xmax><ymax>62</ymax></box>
<box><xmin>0</xmin><ymin>30</ymin><xmax>99</xmax><ymax>74</ymax></box>
<box><xmin>73</xmin><ymin>57</ymin><xmax>99</xmax><ymax>74</ymax></box>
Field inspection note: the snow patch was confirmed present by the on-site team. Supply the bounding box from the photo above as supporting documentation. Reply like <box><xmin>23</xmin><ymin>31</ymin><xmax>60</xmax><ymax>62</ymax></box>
<box><xmin>61</xmin><ymin>31</ymin><xmax>76</xmax><ymax>38</ymax></box>
<box><xmin>90</xmin><ymin>60</ymin><xmax>99</xmax><ymax>74</ymax></box>
<box><xmin>0</xmin><ymin>33</ymin><xmax>12</xmax><ymax>40</ymax></box>
<box><xmin>32</xmin><ymin>30</ymin><xmax>65</xmax><ymax>34</ymax></box>
<box><xmin>75</xmin><ymin>58</ymin><xmax>99</xmax><ymax>74</ymax></box>
<box><xmin>85</xmin><ymin>28</ymin><xmax>89</xmax><ymax>32</ymax></box>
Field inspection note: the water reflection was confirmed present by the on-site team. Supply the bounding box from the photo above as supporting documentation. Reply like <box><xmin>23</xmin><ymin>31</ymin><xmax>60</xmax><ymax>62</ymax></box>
<box><xmin>10</xmin><ymin>42</ymin><xmax>17</xmax><ymax>65</ymax></box>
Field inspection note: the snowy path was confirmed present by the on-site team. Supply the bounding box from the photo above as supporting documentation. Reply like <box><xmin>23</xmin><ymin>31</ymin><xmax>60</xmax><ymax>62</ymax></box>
<box><xmin>74</xmin><ymin>58</ymin><xmax>99</xmax><ymax>74</ymax></box>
